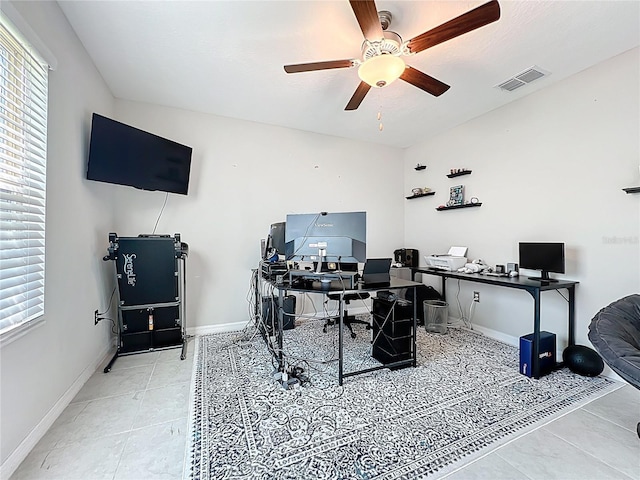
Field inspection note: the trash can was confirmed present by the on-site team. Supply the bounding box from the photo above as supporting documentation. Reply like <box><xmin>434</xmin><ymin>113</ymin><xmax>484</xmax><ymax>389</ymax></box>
<box><xmin>424</xmin><ymin>300</ymin><xmax>448</xmax><ymax>334</ymax></box>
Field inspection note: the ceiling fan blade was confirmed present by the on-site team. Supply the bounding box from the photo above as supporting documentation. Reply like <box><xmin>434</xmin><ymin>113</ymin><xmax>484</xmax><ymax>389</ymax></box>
<box><xmin>345</xmin><ymin>81</ymin><xmax>371</xmax><ymax>110</ymax></box>
<box><xmin>284</xmin><ymin>59</ymin><xmax>355</xmax><ymax>74</ymax></box>
<box><xmin>349</xmin><ymin>0</ymin><xmax>384</xmax><ymax>41</ymax></box>
<box><xmin>407</xmin><ymin>0</ymin><xmax>501</xmax><ymax>54</ymax></box>
<box><xmin>400</xmin><ymin>67</ymin><xmax>450</xmax><ymax>97</ymax></box>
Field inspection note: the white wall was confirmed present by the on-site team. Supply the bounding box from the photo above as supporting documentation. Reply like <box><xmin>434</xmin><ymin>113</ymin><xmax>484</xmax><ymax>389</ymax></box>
<box><xmin>0</xmin><ymin>1</ymin><xmax>115</xmax><ymax>474</ymax></box>
<box><xmin>404</xmin><ymin>48</ymin><xmax>640</xmax><ymax>354</ymax></box>
<box><xmin>109</xmin><ymin>102</ymin><xmax>406</xmax><ymax>331</ymax></box>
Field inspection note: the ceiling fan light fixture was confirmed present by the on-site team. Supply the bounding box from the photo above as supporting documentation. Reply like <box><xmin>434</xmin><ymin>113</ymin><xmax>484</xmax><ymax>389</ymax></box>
<box><xmin>358</xmin><ymin>54</ymin><xmax>406</xmax><ymax>88</ymax></box>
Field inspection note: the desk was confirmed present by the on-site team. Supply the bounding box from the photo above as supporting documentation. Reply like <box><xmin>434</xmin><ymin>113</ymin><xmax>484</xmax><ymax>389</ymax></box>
<box><xmin>261</xmin><ymin>274</ymin><xmax>422</xmax><ymax>385</ymax></box>
<box><xmin>413</xmin><ymin>268</ymin><xmax>578</xmax><ymax>379</ymax></box>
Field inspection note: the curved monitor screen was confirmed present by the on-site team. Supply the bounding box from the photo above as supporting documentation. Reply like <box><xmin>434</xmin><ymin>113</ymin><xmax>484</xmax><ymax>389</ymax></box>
<box><xmin>285</xmin><ymin>211</ymin><xmax>366</xmax><ymax>263</ymax></box>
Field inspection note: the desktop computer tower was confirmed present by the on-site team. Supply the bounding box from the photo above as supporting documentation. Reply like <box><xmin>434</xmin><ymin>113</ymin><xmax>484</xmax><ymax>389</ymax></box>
<box><xmin>261</xmin><ymin>295</ymin><xmax>296</xmax><ymax>335</ymax></box>
<box><xmin>519</xmin><ymin>331</ymin><xmax>556</xmax><ymax>377</ymax></box>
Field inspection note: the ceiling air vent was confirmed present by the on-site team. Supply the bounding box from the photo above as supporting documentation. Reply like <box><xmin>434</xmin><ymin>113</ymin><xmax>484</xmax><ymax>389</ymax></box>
<box><xmin>496</xmin><ymin>65</ymin><xmax>550</xmax><ymax>92</ymax></box>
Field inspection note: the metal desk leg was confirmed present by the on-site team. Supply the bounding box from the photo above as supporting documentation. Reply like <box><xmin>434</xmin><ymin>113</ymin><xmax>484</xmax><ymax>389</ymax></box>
<box><xmin>441</xmin><ymin>277</ymin><xmax>447</xmax><ymax>300</ymax></box>
<box><xmin>180</xmin><ymin>256</ymin><xmax>188</xmax><ymax>360</ymax></box>
<box><xmin>338</xmin><ymin>293</ymin><xmax>344</xmax><ymax>386</ymax></box>
<box><xmin>180</xmin><ymin>337</ymin><xmax>188</xmax><ymax>361</ymax></box>
<box><xmin>412</xmin><ymin>285</ymin><xmax>417</xmax><ymax>367</ymax></box>
<box><xmin>278</xmin><ymin>289</ymin><xmax>285</xmax><ymax>373</ymax></box>
<box><xmin>568</xmin><ymin>286</ymin><xmax>576</xmax><ymax>346</ymax></box>
<box><xmin>532</xmin><ymin>289</ymin><xmax>542</xmax><ymax>379</ymax></box>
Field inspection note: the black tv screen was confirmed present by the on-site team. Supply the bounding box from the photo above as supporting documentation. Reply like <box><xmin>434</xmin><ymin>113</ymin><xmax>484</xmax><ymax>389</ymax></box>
<box><xmin>86</xmin><ymin>113</ymin><xmax>192</xmax><ymax>195</ymax></box>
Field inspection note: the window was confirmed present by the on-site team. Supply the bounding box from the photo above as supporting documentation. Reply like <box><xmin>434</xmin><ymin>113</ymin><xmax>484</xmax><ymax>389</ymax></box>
<box><xmin>0</xmin><ymin>17</ymin><xmax>48</xmax><ymax>336</ymax></box>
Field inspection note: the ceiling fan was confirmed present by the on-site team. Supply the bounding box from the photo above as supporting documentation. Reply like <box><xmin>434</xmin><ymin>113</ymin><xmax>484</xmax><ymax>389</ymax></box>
<box><xmin>284</xmin><ymin>0</ymin><xmax>501</xmax><ymax>110</ymax></box>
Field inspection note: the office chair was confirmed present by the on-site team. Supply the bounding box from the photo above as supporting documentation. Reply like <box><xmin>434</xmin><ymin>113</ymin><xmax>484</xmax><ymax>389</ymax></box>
<box><xmin>323</xmin><ymin>292</ymin><xmax>371</xmax><ymax>339</ymax></box>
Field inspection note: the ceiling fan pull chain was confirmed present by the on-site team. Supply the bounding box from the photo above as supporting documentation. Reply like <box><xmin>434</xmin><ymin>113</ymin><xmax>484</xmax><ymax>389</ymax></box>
<box><xmin>376</xmin><ymin>88</ymin><xmax>384</xmax><ymax>131</ymax></box>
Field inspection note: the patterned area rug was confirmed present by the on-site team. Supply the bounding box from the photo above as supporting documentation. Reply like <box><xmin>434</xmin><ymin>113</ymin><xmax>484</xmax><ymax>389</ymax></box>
<box><xmin>186</xmin><ymin>322</ymin><xmax>618</xmax><ymax>480</ymax></box>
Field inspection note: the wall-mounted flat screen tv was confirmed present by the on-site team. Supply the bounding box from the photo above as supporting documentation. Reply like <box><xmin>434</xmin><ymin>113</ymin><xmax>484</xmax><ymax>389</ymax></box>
<box><xmin>86</xmin><ymin>113</ymin><xmax>193</xmax><ymax>195</ymax></box>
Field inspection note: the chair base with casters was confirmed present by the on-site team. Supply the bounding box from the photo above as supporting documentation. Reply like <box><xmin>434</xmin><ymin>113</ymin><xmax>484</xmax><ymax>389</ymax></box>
<box><xmin>323</xmin><ymin>292</ymin><xmax>371</xmax><ymax>339</ymax></box>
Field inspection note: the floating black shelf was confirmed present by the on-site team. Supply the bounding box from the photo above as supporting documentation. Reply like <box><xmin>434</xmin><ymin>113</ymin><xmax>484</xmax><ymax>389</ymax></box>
<box><xmin>406</xmin><ymin>191</ymin><xmax>436</xmax><ymax>200</ymax></box>
<box><xmin>415</xmin><ymin>164</ymin><xmax>427</xmax><ymax>171</ymax></box>
<box><xmin>446</xmin><ymin>170</ymin><xmax>472</xmax><ymax>178</ymax></box>
<box><xmin>436</xmin><ymin>202</ymin><xmax>482</xmax><ymax>211</ymax></box>
<box><xmin>623</xmin><ymin>187</ymin><xmax>640</xmax><ymax>194</ymax></box>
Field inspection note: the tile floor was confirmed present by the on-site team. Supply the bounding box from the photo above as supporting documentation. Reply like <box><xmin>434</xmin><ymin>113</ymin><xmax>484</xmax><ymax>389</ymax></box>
<box><xmin>10</xmin><ymin>337</ymin><xmax>640</xmax><ymax>480</ymax></box>
<box><xmin>10</xmin><ymin>343</ymin><xmax>195</xmax><ymax>480</ymax></box>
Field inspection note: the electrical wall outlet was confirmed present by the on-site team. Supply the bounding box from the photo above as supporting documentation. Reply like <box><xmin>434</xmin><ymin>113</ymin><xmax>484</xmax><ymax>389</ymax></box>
<box><xmin>473</xmin><ymin>291</ymin><xmax>480</xmax><ymax>302</ymax></box>
<box><xmin>94</xmin><ymin>309</ymin><xmax>99</xmax><ymax>325</ymax></box>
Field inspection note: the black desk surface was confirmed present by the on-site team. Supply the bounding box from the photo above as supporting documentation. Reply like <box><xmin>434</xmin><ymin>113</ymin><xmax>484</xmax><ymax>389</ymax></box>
<box><xmin>414</xmin><ymin>268</ymin><xmax>578</xmax><ymax>291</ymax></box>
<box><xmin>274</xmin><ymin>276</ymin><xmax>421</xmax><ymax>294</ymax></box>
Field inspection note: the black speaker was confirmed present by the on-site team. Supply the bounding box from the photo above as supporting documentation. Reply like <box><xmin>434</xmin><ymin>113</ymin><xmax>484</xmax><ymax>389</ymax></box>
<box><xmin>394</xmin><ymin>248</ymin><xmax>419</xmax><ymax>268</ymax></box>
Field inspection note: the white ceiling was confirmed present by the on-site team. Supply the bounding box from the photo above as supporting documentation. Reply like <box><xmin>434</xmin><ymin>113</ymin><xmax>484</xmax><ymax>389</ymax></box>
<box><xmin>57</xmin><ymin>0</ymin><xmax>639</xmax><ymax>149</ymax></box>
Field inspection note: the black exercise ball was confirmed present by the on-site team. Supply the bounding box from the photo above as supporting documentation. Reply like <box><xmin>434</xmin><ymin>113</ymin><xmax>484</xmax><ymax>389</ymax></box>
<box><xmin>563</xmin><ymin>345</ymin><xmax>604</xmax><ymax>376</ymax></box>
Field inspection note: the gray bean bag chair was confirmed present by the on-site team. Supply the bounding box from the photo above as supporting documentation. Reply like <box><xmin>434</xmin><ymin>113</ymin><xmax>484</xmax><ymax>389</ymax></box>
<box><xmin>588</xmin><ymin>294</ymin><xmax>640</xmax><ymax>389</ymax></box>
<box><xmin>588</xmin><ymin>294</ymin><xmax>640</xmax><ymax>436</ymax></box>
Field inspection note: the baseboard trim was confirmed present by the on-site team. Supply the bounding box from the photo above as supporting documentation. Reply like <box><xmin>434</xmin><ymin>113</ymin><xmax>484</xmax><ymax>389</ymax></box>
<box><xmin>0</xmin><ymin>343</ymin><xmax>113</xmax><ymax>480</ymax></box>
<box><xmin>187</xmin><ymin>321</ymin><xmax>248</xmax><ymax>336</ymax></box>
<box><xmin>468</xmin><ymin>323</ymin><xmax>519</xmax><ymax>347</ymax></box>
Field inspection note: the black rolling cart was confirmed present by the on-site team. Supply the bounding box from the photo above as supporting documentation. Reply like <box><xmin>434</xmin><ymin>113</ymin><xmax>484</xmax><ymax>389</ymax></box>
<box><xmin>102</xmin><ymin>233</ymin><xmax>188</xmax><ymax>372</ymax></box>
<box><xmin>372</xmin><ymin>297</ymin><xmax>414</xmax><ymax>368</ymax></box>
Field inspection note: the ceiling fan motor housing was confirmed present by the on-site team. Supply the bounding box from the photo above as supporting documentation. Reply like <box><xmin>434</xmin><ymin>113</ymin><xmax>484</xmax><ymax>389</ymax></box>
<box><xmin>361</xmin><ymin>30</ymin><xmax>403</xmax><ymax>60</ymax></box>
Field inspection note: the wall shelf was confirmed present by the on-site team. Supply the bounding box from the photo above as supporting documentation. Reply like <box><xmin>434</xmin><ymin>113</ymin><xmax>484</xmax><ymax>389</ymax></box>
<box><xmin>406</xmin><ymin>191</ymin><xmax>436</xmax><ymax>200</ymax></box>
<box><xmin>436</xmin><ymin>202</ymin><xmax>482</xmax><ymax>211</ymax></box>
<box><xmin>623</xmin><ymin>187</ymin><xmax>640</xmax><ymax>194</ymax></box>
<box><xmin>446</xmin><ymin>170</ymin><xmax>472</xmax><ymax>178</ymax></box>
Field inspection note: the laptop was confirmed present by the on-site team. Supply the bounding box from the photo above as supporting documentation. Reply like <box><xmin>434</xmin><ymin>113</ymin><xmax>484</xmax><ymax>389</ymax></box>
<box><xmin>362</xmin><ymin>258</ymin><xmax>392</xmax><ymax>287</ymax></box>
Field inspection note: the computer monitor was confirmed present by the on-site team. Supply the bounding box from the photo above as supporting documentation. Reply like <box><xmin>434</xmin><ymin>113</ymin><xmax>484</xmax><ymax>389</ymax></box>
<box><xmin>518</xmin><ymin>242</ymin><xmax>565</xmax><ymax>282</ymax></box>
<box><xmin>263</xmin><ymin>221</ymin><xmax>286</xmax><ymax>260</ymax></box>
<box><xmin>285</xmin><ymin>212</ymin><xmax>366</xmax><ymax>265</ymax></box>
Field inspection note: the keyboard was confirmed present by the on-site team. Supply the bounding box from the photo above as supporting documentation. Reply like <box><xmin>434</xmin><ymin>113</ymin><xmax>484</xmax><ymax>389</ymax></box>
<box><xmin>483</xmin><ymin>272</ymin><xmax>509</xmax><ymax>277</ymax></box>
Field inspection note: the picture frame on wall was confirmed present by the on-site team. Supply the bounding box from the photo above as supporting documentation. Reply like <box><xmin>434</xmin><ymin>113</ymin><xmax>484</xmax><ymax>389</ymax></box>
<box><xmin>448</xmin><ymin>185</ymin><xmax>464</xmax><ymax>206</ymax></box>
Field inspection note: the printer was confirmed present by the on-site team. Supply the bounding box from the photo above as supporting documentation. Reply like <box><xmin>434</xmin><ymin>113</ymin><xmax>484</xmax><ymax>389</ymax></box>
<box><xmin>424</xmin><ymin>246</ymin><xmax>468</xmax><ymax>271</ymax></box>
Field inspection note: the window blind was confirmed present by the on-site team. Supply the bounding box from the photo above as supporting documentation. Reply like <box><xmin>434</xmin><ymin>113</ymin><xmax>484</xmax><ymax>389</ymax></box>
<box><xmin>0</xmin><ymin>19</ymin><xmax>48</xmax><ymax>335</ymax></box>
